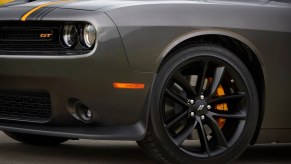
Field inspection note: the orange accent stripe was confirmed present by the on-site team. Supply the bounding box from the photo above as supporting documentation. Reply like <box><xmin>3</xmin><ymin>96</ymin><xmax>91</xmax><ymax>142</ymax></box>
<box><xmin>21</xmin><ymin>0</ymin><xmax>70</xmax><ymax>21</ymax></box>
<box><xmin>113</xmin><ymin>83</ymin><xmax>145</xmax><ymax>89</ymax></box>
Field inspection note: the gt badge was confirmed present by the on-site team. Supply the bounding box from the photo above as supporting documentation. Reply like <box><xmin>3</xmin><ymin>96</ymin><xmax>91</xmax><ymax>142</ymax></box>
<box><xmin>40</xmin><ymin>33</ymin><xmax>53</xmax><ymax>38</ymax></box>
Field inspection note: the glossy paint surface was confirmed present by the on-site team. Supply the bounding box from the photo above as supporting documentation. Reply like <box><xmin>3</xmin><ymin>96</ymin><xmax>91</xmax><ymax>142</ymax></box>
<box><xmin>0</xmin><ymin>0</ymin><xmax>290</xmax><ymax>143</ymax></box>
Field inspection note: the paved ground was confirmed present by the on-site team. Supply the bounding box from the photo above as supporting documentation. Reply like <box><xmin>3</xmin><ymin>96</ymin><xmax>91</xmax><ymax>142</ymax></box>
<box><xmin>0</xmin><ymin>132</ymin><xmax>290</xmax><ymax>164</ymax></box>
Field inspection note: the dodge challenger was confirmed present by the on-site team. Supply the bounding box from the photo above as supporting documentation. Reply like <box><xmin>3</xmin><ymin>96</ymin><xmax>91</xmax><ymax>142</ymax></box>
<box><xmin>0</xmin><ymin>0</ymin><xmax>290</xmax><ymax>163</ymax></box>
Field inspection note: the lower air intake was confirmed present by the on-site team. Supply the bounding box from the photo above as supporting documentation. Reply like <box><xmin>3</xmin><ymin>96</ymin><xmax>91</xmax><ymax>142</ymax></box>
<box><xmin>0</xmin><ymin>90</ymin><xmax>51</xmax><ymax>122</ymax></box>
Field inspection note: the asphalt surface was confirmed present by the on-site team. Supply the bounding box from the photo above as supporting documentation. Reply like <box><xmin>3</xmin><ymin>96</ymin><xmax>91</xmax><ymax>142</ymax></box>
<box><xmin>0</xmin><ymin>132</ymin><xmax>290</xmax><ymax>164</ymax></box>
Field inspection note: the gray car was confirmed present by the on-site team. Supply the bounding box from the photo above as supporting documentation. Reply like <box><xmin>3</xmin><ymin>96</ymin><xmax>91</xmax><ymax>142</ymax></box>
<box><xmin>0</xmin><ymin>0</ymin><xmax>290</xmax><ymax>163</ymax></box>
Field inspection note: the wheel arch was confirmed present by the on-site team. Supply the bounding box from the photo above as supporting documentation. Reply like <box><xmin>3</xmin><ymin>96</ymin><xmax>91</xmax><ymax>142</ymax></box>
<box><xmin>155</xmin><ymin>29</ymin><xmax>265</xmax><ymax>144</ymax></box>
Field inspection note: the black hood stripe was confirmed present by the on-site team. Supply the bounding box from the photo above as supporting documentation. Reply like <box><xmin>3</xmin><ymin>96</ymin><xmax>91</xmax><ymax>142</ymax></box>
<box><xmin>20</xmin><ymin>0</ymin><xmax>73</xmax><ymax>21</ymax></box>
<box><xmin>34</xmin><ymin>2</ymin><xmax>73</xmax><ymax>21</ymax></box>
<box><xmin>33</xmin><ymin>6</ymin><xmax>57</xmax><ymax>20</ymax></box>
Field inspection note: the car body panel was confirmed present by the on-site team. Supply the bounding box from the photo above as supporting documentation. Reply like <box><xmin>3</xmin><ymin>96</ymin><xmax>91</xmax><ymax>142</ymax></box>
<box><xmin>0</xmin><ymin>0</ymin><xmax>290</xmax><ymax>143</ymax></box>
<box><xmin>105</xmin><ymin>1</ymin><xmax>291</xmax><ymax>130</ymax></box>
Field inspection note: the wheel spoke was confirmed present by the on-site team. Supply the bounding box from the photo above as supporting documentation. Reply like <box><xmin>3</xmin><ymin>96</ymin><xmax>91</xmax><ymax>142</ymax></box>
<box><xmin>208</xmin><ymin>92</ymin><xmax>246</xmax><ymax>104</ymax></box>
<box><xmin>196</xmin><ymin>61</ymin><xmax>209</xmax><ymax>95</ymax></box>
<box><xmin>173</xmin><ymin>120</ymin><xmax>197</xmax><ymax>146</ymax></box>
<box><xmin>165</xmin><ymin>89</ymin><xmax>189</xmax><ymax>107</ymax></box>
<box><xmin>207</xmin><ymin>66</ymin><xmax>225</xmax><ymax>97</ymax></box>
<box><xmin>210</xmin><ymin>110</ymin><xmax>247</xmax><ymax>120</ymax></box>
<box><xmin>196</xmin><ymin>118</ymin><xmax>211</xmax><ymax>156</ymax></box>
<box><xmin>173</xmin><ymin>72</ymin><xmax>196</xmax><ymax>97</ymax></box>
<box><xmin>165</xmin><ymin>110</ymin><xmax>189</xmax><ymax>129</ymax></box>
<box><xmin>205</xmin><ymin>114</ymin><xmax>228</xmax><ymax>148</ymax></box>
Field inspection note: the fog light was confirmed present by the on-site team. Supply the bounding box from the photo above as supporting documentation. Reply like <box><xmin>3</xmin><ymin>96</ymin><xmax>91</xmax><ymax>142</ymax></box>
<box><xmin>86</xmin><ymin>109</ymin><xmax>92</xmax><ymax>118</ymax></box>
<box><xmin>75</xmin><ymin>102</ymin><xmax>93</xmax><ymax>123</ymax></box>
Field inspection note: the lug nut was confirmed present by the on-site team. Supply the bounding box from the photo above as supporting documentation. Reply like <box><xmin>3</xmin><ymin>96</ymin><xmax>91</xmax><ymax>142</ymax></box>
<box><xmin>207</xmin><ymin>105</ymin><xmax>211</xmax><ymax>110</ymax></box>
<box><xmin>188</xmin><ymin>99</ymin><xmax>195</xmax><ymax>105</ymax></box>
<box><xmin>200</xmin><ymin>95</ymin><xmax>204</xmax><ymax>100</ymax></box>
<box><xmin>190</xmin><ymin>112</ymin><xmax>195</xmax><ymax>117</ymax></box>
<box><xmin>201</xmin><ymin>115</ymin><xmax>205</xmax><ymax>120</ymax></box>
<box><xmin>231</xmin><ymin>79</ymin><xmax>235</xmax><ymax>83</ymax></box>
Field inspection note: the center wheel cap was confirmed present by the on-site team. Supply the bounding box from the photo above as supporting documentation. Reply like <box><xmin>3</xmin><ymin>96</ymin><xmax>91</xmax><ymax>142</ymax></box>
<box><xmin>192</xmin><ymin>100</ymin><xmax>208</xmax><ymax>116</ymax></box>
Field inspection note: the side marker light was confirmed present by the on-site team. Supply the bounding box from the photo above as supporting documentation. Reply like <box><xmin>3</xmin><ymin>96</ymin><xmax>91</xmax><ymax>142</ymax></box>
<box><xmin>113</xmin><ymin>82</ymin><xmax>145</xmax><ymax>89</ymax></box>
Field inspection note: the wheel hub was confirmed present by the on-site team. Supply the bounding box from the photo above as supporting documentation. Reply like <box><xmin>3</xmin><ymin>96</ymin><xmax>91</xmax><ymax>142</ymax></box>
<box><xmin>191</xmin><ymin>99</ymin><xmax>208</xmax><ymax>116</ymax></box>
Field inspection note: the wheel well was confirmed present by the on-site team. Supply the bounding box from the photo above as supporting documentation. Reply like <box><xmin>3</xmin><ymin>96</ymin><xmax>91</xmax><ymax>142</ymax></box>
<box><xmin>160</xmin><ymin>34</ymin><xmax>265</xmax><ymax>144</ymax></box>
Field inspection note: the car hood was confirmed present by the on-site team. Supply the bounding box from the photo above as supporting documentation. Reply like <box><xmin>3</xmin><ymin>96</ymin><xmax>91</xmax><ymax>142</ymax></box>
<box><xmin>0</xmin><ymin>0</ymin><xmax>215</xmax><ymax>11</ymax></box>
<box><xmin>2</xmin><ymin>0</ymin><xmax>285</xmax><ymax>11</ymax></box>
<box><xmin>2</xmin><ymin>0</ymin><xmax>288</xmax><ymax>11</ymax></box>
<box><xmin>0</xmin><ymin>0</ymin><xmax>204</xmax><ymax>21</ymax></box>
<box><xmin>1</xmin><ymin>0</ymin><xmax>139</xmax><ymax>10</ymax></box>
<box><xmin>0</xmin><ymin>0</ymin><xmax>137</xmax><ymax>21</ymax></box>
<box><xmin>0</xmin><ymin>0</ymin><xmax>289</xmax><ymax>21</ymax></box>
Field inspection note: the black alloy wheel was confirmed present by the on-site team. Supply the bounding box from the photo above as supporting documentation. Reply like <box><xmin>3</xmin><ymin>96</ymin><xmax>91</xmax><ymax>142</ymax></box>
<box><xmin>138</xmin><ymin>45</ymin><xmax>259</xmax><ymax>164</ymax></box>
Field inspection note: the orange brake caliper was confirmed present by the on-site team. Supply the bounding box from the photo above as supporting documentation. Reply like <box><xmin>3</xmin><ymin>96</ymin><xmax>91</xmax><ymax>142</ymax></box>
<box><xmin>207</xmin><ymin>78</ymin><xmax>228</xmax><ymax>128</ymax></box>
<box><xmin>215</xmin><ymin>85</ymin><xmax>228</xmax><ymax>128</ymax></box>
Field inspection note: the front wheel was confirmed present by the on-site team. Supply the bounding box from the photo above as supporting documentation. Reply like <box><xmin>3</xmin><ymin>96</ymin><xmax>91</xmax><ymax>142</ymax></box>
<box><xmin>138</xmin><ymin>45</ymin><xmax>259</xmax><ymax>164</ymax></box>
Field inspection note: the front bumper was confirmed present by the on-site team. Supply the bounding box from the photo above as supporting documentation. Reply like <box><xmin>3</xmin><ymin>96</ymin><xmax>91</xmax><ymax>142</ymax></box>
<box><xmin>0</xmin><ymin>11</ymin><xmax>155</xmax><ymax>140</ymax></box>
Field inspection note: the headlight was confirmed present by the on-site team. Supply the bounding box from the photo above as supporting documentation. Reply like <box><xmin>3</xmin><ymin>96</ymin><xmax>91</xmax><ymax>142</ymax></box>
<box><xmin>81</xmin><ymin>24</ymin><xmax>96</xmax><ymax>48</ymax></box>
<box><xmin>62</xmin><ymin>25</ymin><xmax>77</xmax><ymax>48</ymax></box>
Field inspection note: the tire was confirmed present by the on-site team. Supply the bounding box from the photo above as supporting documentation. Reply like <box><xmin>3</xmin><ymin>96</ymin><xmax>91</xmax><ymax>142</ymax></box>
<box><xmin>4</xmin><ymin>131</ymin><xmax>69</xmax><ymax>145</ymax></box>
<box><xmin>137</xmin><ymin>45</ymin><xmax>259</xmax><ymax>164</ymax></box>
